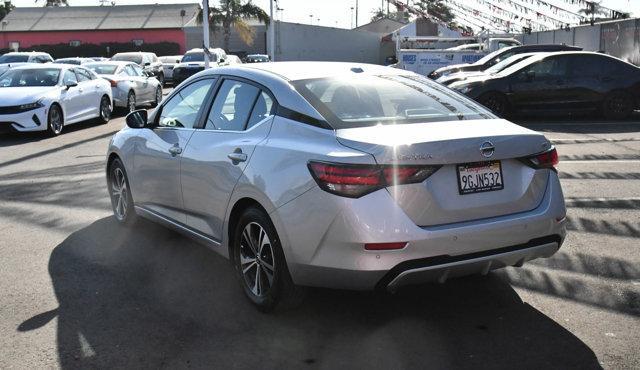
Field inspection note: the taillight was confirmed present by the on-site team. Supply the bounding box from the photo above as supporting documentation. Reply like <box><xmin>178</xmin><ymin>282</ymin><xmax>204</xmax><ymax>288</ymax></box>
<box><xmin>521</xmin><ymin>147</ymin><xmax>559</xmax><ymax>169</ymax></box>
<box><xmin>107</xmin><ymin>79</ymin><xmax>118</xmax><ymax>87</ymax></box>
<box><xmin>364</xmin><ymin>242</ymin><xmax>407</xmax><ymax>251</ymax></box>
<box><xmin>308</xmin><ymin>161</ymin><xmax>441</xmax><ymax>198</ymax></box>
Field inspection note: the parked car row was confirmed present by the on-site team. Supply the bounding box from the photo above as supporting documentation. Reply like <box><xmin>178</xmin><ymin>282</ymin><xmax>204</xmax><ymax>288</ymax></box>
<box><xmin>429</xmin><ymin>46</ymin><xmax>640</xmax><ymax>120</ymax></box>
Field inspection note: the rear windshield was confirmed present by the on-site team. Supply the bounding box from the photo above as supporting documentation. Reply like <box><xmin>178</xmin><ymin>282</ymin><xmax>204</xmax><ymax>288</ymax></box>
<box><xmin>292</xmin><ymin>74</ymin><xmax>493</xmax><ymax>129</ymax></box>
<box><xmin>0</xmin><ymin>55</ymin><xmax>29</xmax><ymax>63</ymax></box>
<box><xmin>0</xmin><ymin>68</ymin><xmax>61</xmax><ymax>87</ymax></box>
<box><xmin>112</xmin><ymin>54</ymin><xmax>143</xmax><ymax>64</ymax></box>
<box><xmin>55</xmin><ymin>59</ymin><xmax>81</xmax><ymax>65</ymax></box>
<box><xmin>474</xmin><ymin>47</ymin><xmax>515</xmax><ymax>66</ymax></box>
<box><xmin>484</xmin><ymin>54</ymin><xmax>534</xmax><ymax>74</ymax></box>
<box><xmin>86</xmin><ymin>64</ymin><xmax>118</xmax><ymax>75</ymax></box>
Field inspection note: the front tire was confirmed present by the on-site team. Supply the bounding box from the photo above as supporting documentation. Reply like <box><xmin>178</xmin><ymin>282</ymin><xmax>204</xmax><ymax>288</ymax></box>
<box><xmin>232</xmin><ymin>207</ymin><xmax>303</xmax><ymax>312</ymax></box>
<box><xmin>97</xmin><ymin>95</ymin><xmax>112</xmax><ymax>124</ymax></box>
<box><xmin>108</xmin><ymin>158</ymin><xmax>136</xmax><ymax>225</ymax></box>
<box><xmin>46</xmin><ymin>104</ymin><xmax>63</xmax><ymax>136</ymax></box>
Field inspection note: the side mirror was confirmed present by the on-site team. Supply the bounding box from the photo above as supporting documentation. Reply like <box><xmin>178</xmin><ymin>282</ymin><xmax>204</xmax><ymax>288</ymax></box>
<box><xmin>65</xmin><ymin>82</ymin><xmax>78</xmax><ymax>89</ymax></box>
<box><xmin>126</xmin><ymin>109</ymin><xmax>148</xmax><ymax>129</ymax></box>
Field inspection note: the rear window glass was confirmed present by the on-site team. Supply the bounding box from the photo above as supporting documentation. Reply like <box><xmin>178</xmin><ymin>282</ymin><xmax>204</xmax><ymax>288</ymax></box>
<box><xmin>112</xmin><ymin>54</ymin><xmax>143</xmax><ymax>65</ymax></box>
<box><xmin>182</xmin><ymin>53</ymin><xmax>205</xmax><ymax>62</ymax></box>
<box><xmin>292</xmin><ymin>74</ymin><xmax>493</xmax><ymax>129</ymax></box>
<box><xmin>86</xmin><ymin>64</ymin><xmax>118</xmax><ymax>75</ymax></box>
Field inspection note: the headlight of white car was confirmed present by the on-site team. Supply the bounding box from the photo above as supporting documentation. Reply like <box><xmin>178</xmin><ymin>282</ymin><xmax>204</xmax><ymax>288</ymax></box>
<box><xmin>18</xmin><ymin>101</ymin><xmax>44</xmax><ymax>112</ymax></box>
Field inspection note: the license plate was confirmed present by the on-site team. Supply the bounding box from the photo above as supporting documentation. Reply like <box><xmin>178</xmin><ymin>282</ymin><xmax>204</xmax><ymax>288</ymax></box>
<box><xmin>456</xmin><ymin>161</ymin><xmax>504</xmax><ymax>195</ymax></box>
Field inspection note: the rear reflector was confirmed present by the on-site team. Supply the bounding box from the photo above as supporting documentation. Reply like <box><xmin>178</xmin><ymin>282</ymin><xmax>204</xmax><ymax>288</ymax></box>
<box><xmin>521</xmin><ymin>147</ymin><xmax>559</xmax><ymax>169</ymax></box>
<box><xmin>308</xmin><ymin>161</ymin><xmax>441</xmax><ymax>198</ymax></box>
<box><xmin>364</xmin><ymin>242</ymin><xmax>407</xmax><ymax>251</ymax></box>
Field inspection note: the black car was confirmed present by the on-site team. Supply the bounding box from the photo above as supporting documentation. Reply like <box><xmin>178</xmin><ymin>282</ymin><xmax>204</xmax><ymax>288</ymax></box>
<box><xmin>244</xmin><ymin>54</ymin><xmax>270</xmax><ymax>63</ymax></box>
<box><xmin>449</xmin><ymin>51</ymin><xmax>640</xmax><ymax>120</ymax></box>
<box><xmin>111</xmin><ymin>52</ymin><xmax>165</xmax><ymax>85</ymax></box>
<box><xmin>428</xmin><ymin>44</ymin><xmax>582</xmax><ymax>80</ymax></box>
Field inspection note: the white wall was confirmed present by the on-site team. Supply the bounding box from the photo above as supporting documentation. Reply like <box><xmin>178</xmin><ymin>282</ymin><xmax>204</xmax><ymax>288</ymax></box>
<box><xmin>270</xmin><ymin>22</ymin><xmax>383</xmax><ymax>63</ymax></box>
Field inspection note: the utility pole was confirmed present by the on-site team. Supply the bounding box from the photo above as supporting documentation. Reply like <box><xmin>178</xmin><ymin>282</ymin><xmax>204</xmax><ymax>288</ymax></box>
<box><xmin>355</xmin><ymin>0</ymin><xmax>358</xmax><ymax>27</ymax></box>
<box><xmin>269</xmin><ymin>0</ymin><xmax>275</xmax><ymax>61</ymax></box>
<box><xmin>350</xmin><ymin>7</ymin><xmax>354</xmax><ymax>28</ymax></box>
<box><xmin>202</xmin><ymin>0</ymin><xmax>210</xmax><ymax>69</ymax></box>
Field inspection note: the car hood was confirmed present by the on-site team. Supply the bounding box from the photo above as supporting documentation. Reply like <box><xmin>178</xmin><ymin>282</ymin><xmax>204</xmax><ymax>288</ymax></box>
<box><xmin>0</xmin><ymin>86</ymin><xmax>60</xmax><ymax>105</ymax></box>
<box><xmin>438</xmin><ymin>71</ymin><xmax>487</xmax><ymax>84</ymax></box>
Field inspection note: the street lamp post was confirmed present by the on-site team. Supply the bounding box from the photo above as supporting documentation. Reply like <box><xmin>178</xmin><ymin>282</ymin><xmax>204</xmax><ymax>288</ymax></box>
<box><xmin>202</xmin><ymin>0</ymin><xmax>210</xmax><ymax>69</ymax></box>
<box><xmin>269</xmin><ymin>0</ymin><xmax>275</xmax><ymax>61</ymax></box>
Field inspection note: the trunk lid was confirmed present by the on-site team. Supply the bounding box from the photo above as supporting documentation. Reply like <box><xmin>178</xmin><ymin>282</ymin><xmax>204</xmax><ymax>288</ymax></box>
<box><xmin>336</xmin><ymin>119</ymin><xmax>552</xmax><ymax>226</ymax></box>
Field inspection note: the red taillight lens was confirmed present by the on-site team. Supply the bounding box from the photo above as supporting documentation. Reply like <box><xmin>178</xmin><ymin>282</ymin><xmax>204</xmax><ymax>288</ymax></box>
<box><xmin>523</xmin><ymin>147</ymin><xmax>559</xmax><ymax>169</ymax></box>
<box><xmin>364</xmin><ymin>242</ymin><xmax>407</xmax><ymax>251</ymax></box>
<box><xmin>308</xmin><ymin>161</ymin><xmax>440</xmax><ymax>198</ymax></box>
<box><xmin>107</xmin><ymin>79</ymin><xmax>118</xmax><ymax>87</ymax></box>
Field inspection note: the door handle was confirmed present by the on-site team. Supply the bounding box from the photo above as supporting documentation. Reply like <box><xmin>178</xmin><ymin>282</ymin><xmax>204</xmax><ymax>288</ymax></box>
<box><xmin>227</xmin><ymin>148</ymin><xmax>248</xmax><ymax>164</ymax></box>
<box><xmin>168</xmin><ymin>146</ymin><xmax>182</xmax><ymax>156</ymax></box>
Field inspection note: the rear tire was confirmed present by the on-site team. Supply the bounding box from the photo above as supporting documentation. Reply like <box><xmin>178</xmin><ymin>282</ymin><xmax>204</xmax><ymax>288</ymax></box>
<box><xmin>157</xmin><ymin>73</ymin><xmax>165</xmax><ymax>86</ymax></box>
<box><xmin>232</xmin><ymin>207</ymin><xmax>304</xmax><ymax>312</ymax></box>
<box><xmin>125</xmin><ymin>91</ymin><xmax>136</xmax><ymax>113</ymax></box>
<box><xmin>151</xmin><ymin>86</ymin><xmax>162</xmax><ymax>108</ymax></box>
<box><xmin>477</xmin><ymin>92</ymin><xmax>511</xmax><ymax>117</ymax></box>
<box><xmin>46</xmin><ymin>104</ymin><xmax>63</xmax><ymax>137</ymax></box>
<box><xmin>602</xmin><ymin>91</ymin><xmax>634</xmax><ymax>120</ymax></box>
<box><xmin>108</xmin><ymin>158</ymin><xmax>137</xmax><ymax>225</ymax></box>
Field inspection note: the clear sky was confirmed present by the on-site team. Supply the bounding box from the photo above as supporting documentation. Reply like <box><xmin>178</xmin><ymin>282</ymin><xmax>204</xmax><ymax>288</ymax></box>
<box><xmin>9</xmin><ymin>0</ymin><xmax>640</xmax><ymax>29</ymax></box>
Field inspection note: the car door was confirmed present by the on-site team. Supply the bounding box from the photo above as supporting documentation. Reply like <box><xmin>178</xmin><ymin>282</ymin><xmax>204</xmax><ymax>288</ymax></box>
<box><xmin>131</xmin><ymin>78</ymin><xmax>216</xmax><ymax>223</ymax></box>
<box><xmin>181</xmin><ymin>78</ymin><xmax>276</xmax><ymax>241</ymax></box>
<box><xmin>73</xmin><ymin>67</ymin><xmax>96</xmax><ymax>119</ymax></box>
<box><xmin>77</xmin><ymin>67</ymin><xmax>102</xmax><ymax>116</ymax></box>
<box><xmin>131</xmin><ymin>64</ymin><xmax>152</xmax><ymax>102</ymax></box>
<box><xmin>59</xmin><ymin>69</ymin><xmax>83</xmax><ymax>123</ymax></box>
<box><xmin>508</xmin><ymin>56</ymin><xmax>571</xmax><ymax>112</ymax></box>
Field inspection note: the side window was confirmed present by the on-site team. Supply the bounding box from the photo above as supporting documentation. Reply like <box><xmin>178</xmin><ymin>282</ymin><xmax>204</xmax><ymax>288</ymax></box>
<box><xmin>63</xmin><ymin>70</ymin><xmax>78</xmax><ymax>85</ymax></box>
<box><xmin>158</xmin><ymin>79</ymin><xmax>214</xmax><ymax>128</ymax></box>
<box><xmin>246</xmin><ymin>91</ymin><xmax>274</xmax><ymax>129</ymax></box>
<box><xmin>132</xmin><ymin>64</ymin><xmax>144</xmax><ymax>76</ymax></box>
<box><xmin>522</xmin><ymin>57</ymin><xmax>568</xmax><ymax>80</ymax></box>
<box><xmin>78</xmin><ymin>67</ymin><xmax>95</xmax><ymax>80</ymax></box>
<box><xmin>124</xmin><ymin>65</ymin><xmax>137</xmax><ymax>76</ymax></box>
<box><xmin>75</xmin><ymin>68</ymin><xmax>92</xmax><ymax>82</ymax></box>
<box><xmin>569</xmin><ymin>55</ymin><xmax>600</xmax><ymax>78</ymax></box>
<box><xmin>204</xmin><ymin>80</ymin><xmax>260</xmax><ymax>131</ymax></box>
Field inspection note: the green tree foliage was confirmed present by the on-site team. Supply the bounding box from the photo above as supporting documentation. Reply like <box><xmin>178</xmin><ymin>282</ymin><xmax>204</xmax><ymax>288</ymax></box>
<box><xmin>197</xmin><ymin>0</ymin><xmax>270</xmax><ymax>52</ymax></box>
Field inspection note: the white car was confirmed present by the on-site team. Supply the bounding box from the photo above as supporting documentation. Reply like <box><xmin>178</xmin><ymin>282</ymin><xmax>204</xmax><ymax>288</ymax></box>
<box><xmin>0</xmin><ymin>64</ymin><xmax>112</xmax><ymax>136</ymax></box>
<box><xmin>158</xmin><ymin>55</ymin><xmax>182</xmax><ymax>84</ymax></box>
<box><xmin>0</xmin><ymin>52</ymin><xmax>54</xmax><ymax>75</ymax></box>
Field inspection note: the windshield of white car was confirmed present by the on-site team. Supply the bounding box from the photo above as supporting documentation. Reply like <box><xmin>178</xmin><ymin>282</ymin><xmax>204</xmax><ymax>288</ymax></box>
<box><xmin>0</xmin><ymin>55</ymin><xmax>30</xmax><ymax>63</ymax></box>
<box><xmin>111</xmin><ymin>54</ymin><xmax>143</xmax><ymax>64</ymax></box>
<box><xmin>86</xmin><ymin>64</ymin><xmax>118</xmax><ymax>75</ymax></box>
<box><xmin>0</xmin><ymin>68</ymin><xmax>61</xmax><ymax>87</ymax></box>
<box><xmin>292</xmin><ymin>74</ymin><xmax>494</xmax><ymax>129</ymax></box>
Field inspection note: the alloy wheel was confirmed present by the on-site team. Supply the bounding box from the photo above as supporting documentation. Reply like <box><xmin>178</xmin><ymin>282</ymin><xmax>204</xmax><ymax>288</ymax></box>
<box><xmin>100</xmin><ymin>96</ymin><xmax>112</xmax><ymax>122</ymax></box>
<box><xmin>49</xmin><ymin>106</ymin><xmax>63</xmax><ymax>135</ymax></box>
<box><xmin>110</xmin><ymin>167</ymin><xmax>128</xmax><ymax>221</ymax></box>
<box><xmin>155</xmin><ymin>87</ymin><xmax>162</xmax><ymax>105</ymax></box>
<box><xmin>239</xmin><ymin>222</ymin><xmax>275</xmax><ymax>297</ymax></box>
<box><xmin>127</xmin><ymin>93</ymin><xmax>136</xmax><ymax>113</ymax></box>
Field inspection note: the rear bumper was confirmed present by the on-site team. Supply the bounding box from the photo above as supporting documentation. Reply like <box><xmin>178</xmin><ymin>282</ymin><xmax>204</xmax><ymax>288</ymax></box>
<box><xmin>380</xmin><ymin>235</ymin><xmax>560</xmax><ymax>291</ymax></box>
<box><xmin>275</xmin><ymin>171</ymin><xmax>566</xmax><ymax>291</ymax></box>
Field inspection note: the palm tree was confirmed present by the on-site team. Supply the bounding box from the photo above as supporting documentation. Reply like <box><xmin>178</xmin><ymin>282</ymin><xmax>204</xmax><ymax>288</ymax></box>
<box><xmin>1</xmin><ymin>2</ymin><xmax>15</xmax><ymax>21</ymax></box>
<box><xmin>197</xmin><ymin>0</ymin><xmax>270</xmax><ymax>52</ymax></box>
<box><xmin>36</xmin><ymin>0</ymin><xmax>69</xmax><ymax>6</ymax></box>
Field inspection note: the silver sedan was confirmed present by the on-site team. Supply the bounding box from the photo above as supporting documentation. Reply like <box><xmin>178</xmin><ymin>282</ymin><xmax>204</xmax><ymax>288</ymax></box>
<box><xmin>106</xmin><ymin>62</ymin><xmax>567</xmax><ymax>311</ymax></box>
<box><xmin>85</xmin><ymin>61</ymin><xmax>162</xmax><ymax>112</ymax></box>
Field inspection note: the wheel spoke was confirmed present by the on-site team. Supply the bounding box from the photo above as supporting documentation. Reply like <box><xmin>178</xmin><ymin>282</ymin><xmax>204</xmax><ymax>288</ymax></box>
<box><xmin>242</xmin><ymin>261</ymin><xmax>257</xmax><ymax>274</ymax></box>
<box><xmin>262</xmin><ymin>264</ymin><xmax>274</xmax><ymax>285</ymax></box>
<box><xmin>242</xmin><ymin>227</ymin><xmax>257</xmax><ymax>255</ymax></box>
<box><xmin>253</xmin><ymin>265</ymin><xmax>261</xmax><ymax>295</ymax></box>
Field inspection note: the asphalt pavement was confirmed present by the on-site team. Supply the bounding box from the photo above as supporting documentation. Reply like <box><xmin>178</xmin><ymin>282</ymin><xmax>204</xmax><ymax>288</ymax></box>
<box><xmin>0</xmin><ymin>105</ymin><xmax>638</xmax><ymax>369</ymax></box>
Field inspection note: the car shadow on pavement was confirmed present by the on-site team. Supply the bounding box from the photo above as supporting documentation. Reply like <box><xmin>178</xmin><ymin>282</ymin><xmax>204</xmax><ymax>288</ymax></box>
<box><xmin>21</xmin><ymin>217</ymin><xmax>601</xmax><ymax>369</ymax></box>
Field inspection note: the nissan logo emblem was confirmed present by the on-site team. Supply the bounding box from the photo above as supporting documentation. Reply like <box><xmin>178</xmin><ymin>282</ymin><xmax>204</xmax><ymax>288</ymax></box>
<box><xmin>480</xmin><ymin>141</ymin><xmax>495</xmax><ymax>158</ymax></box>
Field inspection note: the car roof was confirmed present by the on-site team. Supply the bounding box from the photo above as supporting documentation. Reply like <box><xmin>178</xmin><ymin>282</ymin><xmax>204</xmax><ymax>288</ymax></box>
<box><xmin>86</xmin><ymin>61</ymin><xmax>132</xmax><ymax>66</ymax></box>
<box><xmin>235</xmin><ymin>61</ymin><xmax>413</xmax><ymax>81</ymax></box>
<box><xmin>10</xmin><ymin>64</ymin><xmax>69</xmax><ymax>70</ymax></box>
